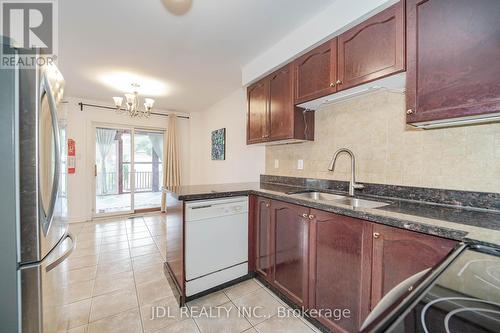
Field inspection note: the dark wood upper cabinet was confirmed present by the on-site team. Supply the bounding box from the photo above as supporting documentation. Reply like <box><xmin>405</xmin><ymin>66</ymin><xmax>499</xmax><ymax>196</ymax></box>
<box><xmin>247</xmin><ymin>64</ymin><xmax>314</xmax><ymax>145</ymax></box>
<box><xmin>272</xmin><ymin>201</ymin><xmax>309</xmax><ymax>307</ymax></box>
<box><xmin>371</xmin><ymin>224</ymin><xmax>457</xmax><ymax>307</ymax></box>
<box><xmin>254</xmin><ymin>196</ymin><xmax>272</xmax><ymax>281</ymax></box>
<box><xmin>406</xmin><ymin>0</ymin><xmax>500</xmax><ymax>123</ymax></box>
<box><xmin>294</xmin><ymin>39</ymin><xmax>338</xmax><ymax>104</ymax></box>
<box><xmin>337</xmin><ymin>2</ymin><xmax>405</xmax><ymax>91</ymax></box>
<box><xmin>247</xmin><ymin>80</ymin><xmax>269</xmax><ymax>144</ymax></box>
<box><xmin>309</xmin><ymin>210</ymin><xmax>373</xmax><ymax>333</ymax></box>
<box><xmin>269</xmin><ymin>65</ymin><xmax>294</xmax><ymax>141</ymax></box>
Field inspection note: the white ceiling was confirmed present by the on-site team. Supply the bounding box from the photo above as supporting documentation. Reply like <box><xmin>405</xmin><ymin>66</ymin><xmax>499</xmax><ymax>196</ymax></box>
<box><xmin>58</xmin><ymin>0</ymin><xmax>334</xmax><ymax>113</ymax></box>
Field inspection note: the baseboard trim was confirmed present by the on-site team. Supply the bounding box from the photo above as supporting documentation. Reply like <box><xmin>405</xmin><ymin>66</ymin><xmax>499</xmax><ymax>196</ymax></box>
<box><xmin>185</xmin><ymin>273</ymin><xmax>254</xmax><ymax>303</ymax></box>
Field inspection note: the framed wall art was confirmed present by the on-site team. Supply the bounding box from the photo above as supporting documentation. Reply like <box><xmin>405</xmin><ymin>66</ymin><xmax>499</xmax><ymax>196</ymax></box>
<box><xmin>211</xmin><ymin>128</ymin><xmax>226</xmax><ymax>160</ymax></box>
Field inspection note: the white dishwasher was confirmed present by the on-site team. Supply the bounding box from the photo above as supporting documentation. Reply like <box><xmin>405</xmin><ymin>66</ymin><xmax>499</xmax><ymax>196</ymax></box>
<box><xmin>185</xmin><ymin>196</ymin><xmax>248</xmax><ymax>297</ymax></box>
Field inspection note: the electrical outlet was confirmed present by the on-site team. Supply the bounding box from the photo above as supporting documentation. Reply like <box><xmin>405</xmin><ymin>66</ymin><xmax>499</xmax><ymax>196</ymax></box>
<box><xmin>274</xmin><ymin>159</ymin><xmax>279</xmax><ymax>169</ymax></box>
<box><xmin>297</xmin><ymin>159</ymin><xmax>304</xmax><ymax>170</ymax></box>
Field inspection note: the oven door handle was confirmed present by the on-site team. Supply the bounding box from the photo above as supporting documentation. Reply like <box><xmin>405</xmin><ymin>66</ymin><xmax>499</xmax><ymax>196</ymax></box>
<box><xmin>360</xmin><ymin>268</ymin><xmax>431</xmax><ymax>331</ymax></box>
<box><xmin>45</xmin><ymin>232</ymin><xmax>75</xmax><ymax>272</ymax></box>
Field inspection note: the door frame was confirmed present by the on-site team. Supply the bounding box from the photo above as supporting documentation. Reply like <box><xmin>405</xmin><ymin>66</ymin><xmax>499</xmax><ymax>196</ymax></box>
<box><xmin>91</xmin><ymin>122</ymin><xmax>165</xmax><ymax>219</ymax></box>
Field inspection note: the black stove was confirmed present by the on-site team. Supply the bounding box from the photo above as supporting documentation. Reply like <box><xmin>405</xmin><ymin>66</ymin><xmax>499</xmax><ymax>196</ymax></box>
<box><xmin>366</xmin><ymin>245</ymin><xmax>500</xmax><ymax>333</ymax></box>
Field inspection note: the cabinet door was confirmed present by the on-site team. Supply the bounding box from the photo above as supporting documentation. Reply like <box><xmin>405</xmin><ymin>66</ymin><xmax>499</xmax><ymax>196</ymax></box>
<box><xmin>309</xmin><ymin>210</ymin><xmax>373</xmax><ymax>333</ymax></box>
<box><xmin>254</xmin><ymin>197</ymin><xmax>272</xmax><ymax>280</ymax></box>
<box><xmin>269</xmin><ymin>64</ymin><xmax>294</xmax><ymax>141</ymax></box>
<box><xmin>371</xmin><ymin>224</ymin><xmax>457</xmax><ymax>307</ymax></box>
<box><xmin>406</xmin><ymin>0</ymin><xmax>500</xmax><ymax>123</ymax></box>
<box><xmin>272</xmin><ymin>201</ymin><xmax>309</xmax><ymax>306</ymax></box>
<box><xmin>247</xmin><ymin>80</ymin><xmax>269</xmax><ymax>144</ymax></box>
<box><xmin>294</xmin><ymin>39</ymin><xmax>338</xmax><ymax>104</ymax></box>
<box><xmin>337</xmin><ymin>2</ymin><xmax>404</xmax><ymax>91</ymax></box>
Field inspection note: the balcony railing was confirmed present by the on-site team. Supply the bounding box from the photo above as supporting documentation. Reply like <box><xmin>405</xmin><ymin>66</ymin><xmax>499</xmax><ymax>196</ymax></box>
<box><xmin>96</xmin><ymin>172</ymin><xmax>117</xmax><ymax>195</ymax></box>
<box><xmin>124</xmin><ymin>171</ymin><xmax>156</xmax><ymax>192</ymax></box>
<box><xmin>96</xmin><ymin>171</ymin><xmax>161</xmax><ymax>196</ymax></box>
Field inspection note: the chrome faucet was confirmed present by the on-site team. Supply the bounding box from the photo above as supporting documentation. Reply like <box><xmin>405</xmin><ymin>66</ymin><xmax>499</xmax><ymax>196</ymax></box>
<box><xmin>328</xmin><ymin>148</ymin><xmax>364</xmax><ymax>196</ymax></box>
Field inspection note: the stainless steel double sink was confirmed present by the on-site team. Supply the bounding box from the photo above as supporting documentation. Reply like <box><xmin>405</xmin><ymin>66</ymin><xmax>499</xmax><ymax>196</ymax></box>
<box><xmin>289</xmin><ymin>191</ymin><xmax>390</xmax><ymax>209</ymax></box>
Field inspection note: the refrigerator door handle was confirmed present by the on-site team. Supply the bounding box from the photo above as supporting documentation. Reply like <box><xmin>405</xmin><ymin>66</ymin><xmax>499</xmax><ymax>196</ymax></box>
<box><xmin>39</xmin><ymin>71</ymin><xmax>61</xmax><ymax>236</ymax></box>
<box><xmin>45</xmin><ymin>232</ymin><xmax>75</xmax><ymax>272</ymax></box>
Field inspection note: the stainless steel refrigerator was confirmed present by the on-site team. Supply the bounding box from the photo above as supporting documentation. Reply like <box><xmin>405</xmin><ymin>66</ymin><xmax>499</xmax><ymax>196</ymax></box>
<box><xmin>1</xmin><ymin>40</ymin><xmax>73</xmax><ymax>333</ymax></box>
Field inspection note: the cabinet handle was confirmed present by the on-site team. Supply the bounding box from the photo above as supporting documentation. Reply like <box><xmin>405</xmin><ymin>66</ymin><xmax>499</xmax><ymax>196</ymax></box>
<box><xmin>308</xmin><ymin>214</ymin><xmax>315</xmax><ymax>220</ymax></box>
<box><xmin>329</xmin><ymin>82</ymin><xmax>336</xmax><ymax>87</ymax></box>
<box><xmin>302</xmin><ymin>213</ymin><xmax>308</xmax><ymax>218</ymax></box>
<box><xmin>265</xmin><ymin>203</ymin><xmax>270</xmax><ymax>208</ymax></box>
<box><xmin>373</xmin><ymin>232</ymin><xmax>380</xmax><ymax>239</ymax></box>
<box><xmin>336</xmin><ymin>80</ymin><xmax>342</xmax><ymax>85</ymax></box>
<box><xmin>406</xmin><ymin>109</ymin><xmax>414</xmax><ymax>115</ymax></box>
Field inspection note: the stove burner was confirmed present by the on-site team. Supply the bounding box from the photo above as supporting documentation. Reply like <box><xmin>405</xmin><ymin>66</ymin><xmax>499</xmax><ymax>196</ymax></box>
<box><xmin>421</xmin><ymin>297</ymin><xmax>500</xmax><ymax>333</ymax></box>
<box><xmin>375</xmin><ymin>247</ymin><xmax>500</xmax><ymax>333</ymax></box>
<box><xmin>486</xmin><ymin>265</ymin><xmax>500</xmax><ymax>283</ymax></box>
<box><xmin>444</xmin><ymin>308</ymin><xmax>500</xmax><ymax>333</ymax></box>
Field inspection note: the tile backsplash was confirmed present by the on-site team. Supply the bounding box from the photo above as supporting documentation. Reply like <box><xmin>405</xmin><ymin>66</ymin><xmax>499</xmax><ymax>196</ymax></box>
<box><xmin>265</xmin><ymin>90</ymin><xmax>500</xmax><ymax>193</ymax></box>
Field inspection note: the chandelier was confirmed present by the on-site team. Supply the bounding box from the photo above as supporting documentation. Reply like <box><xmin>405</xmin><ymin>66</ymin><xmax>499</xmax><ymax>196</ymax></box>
<box><xmin>112</xmin><ymin>83</ymin><xmax>155</xmax><ymax>118</ymax></box>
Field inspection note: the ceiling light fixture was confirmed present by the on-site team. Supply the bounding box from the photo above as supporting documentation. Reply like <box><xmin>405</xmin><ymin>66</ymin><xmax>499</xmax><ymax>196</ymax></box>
<box><xmin>161</xmin><ymin>0</ymin><xmax>193</xmax><ymax>15</ymax></box>
<box><xmin>112</xmin><ymin>83</ymin><xmax>155</xmax><ymax>118</ymax></box>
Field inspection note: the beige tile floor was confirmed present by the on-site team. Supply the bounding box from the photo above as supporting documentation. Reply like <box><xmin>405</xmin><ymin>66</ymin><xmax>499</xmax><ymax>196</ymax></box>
<box><xmin>59</xmin><ymin>214</ymin><xmax>320</xmax><ymax>333</ymax></box>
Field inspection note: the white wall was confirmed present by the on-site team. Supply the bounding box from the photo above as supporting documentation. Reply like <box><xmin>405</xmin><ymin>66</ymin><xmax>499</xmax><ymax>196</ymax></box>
<box><xmin>64</xmin><ymin>0</ymin><xmax>403</xmax><ymax>222</ymax></box>
<box><xmin>63</xmin><ymin>97</ymin><xmax>190</xmax><ymax>222</ymax></box>
<box><xmin>189</xmin><ymin>88</ymin><xmax>265</xmax><ymax>185</ymax></box>
<box><xmin>242</xmin><ymin>0</ymin><xmax>398</xmax><ymax>85</ymax></box>
<box><xmin>186</xmin><ymin>0</ymin><xmax>396</xmax><ymax>184</ymax></box>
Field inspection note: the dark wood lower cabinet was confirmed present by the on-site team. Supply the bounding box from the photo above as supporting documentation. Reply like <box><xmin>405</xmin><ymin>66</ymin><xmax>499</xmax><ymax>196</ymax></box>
<box><xmin>309</xmin><ymin>210</ymin><xmax>373</xmax><ymax>333</ymax></box>
<box><xmin>371</xmin><ymin>224</ymin><xmax>457</xmax><ymax>307</ymax></box>
<box><xmin>250</xmin><ymin>196</ymin><xmax>458</xmax><ymax>332</ymax></box>
<box><xmin>254</xmin><ymin>197</ymin><xmax>272</xmax><ymax>281</ymax></box>
<box><xmin>272</xmin><ymin>201</ymin><xmax>309</xmax><ymax>307</ymax></box>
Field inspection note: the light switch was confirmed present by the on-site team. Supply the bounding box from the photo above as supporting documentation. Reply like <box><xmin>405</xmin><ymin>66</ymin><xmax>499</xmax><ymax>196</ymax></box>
<box><xmin>297</xmin><ymin>159</ymin><xmax>304</xmax><ymax>170</ymax></box>
<box><xmin>274</xmin><ymin>159</ymin><xmax>279</xmax><ymax>169</ymax></box>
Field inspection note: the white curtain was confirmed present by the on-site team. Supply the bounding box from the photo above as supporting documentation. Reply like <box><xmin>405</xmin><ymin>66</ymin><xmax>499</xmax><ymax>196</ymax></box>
<box><xmin>96</xmin><ymin>128</ymin><xmax>116</xmax><ymax>194</ymax></box>
<box><xmin>161</xmin><ymin>116</ymin><xmax>180</xmax><ymax>212</ymax></box>
<box><xmin>148</xmin><ymin>133</ymin><xmax>164</xmax><ymax>161</ymax></box>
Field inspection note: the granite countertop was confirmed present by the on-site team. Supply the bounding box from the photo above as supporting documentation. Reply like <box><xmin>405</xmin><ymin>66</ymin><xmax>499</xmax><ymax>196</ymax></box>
<box><xmin>164</xmin><ymin>182</ymin><xmax>500</xmax><ymax>247</ymax></box>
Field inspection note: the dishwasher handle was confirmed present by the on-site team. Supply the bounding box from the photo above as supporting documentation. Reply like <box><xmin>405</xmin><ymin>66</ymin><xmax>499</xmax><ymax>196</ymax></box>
<box><xmin>190</xmin><ymin>205</ymin><xmax>213</xmax><ymax>210</ymax></box>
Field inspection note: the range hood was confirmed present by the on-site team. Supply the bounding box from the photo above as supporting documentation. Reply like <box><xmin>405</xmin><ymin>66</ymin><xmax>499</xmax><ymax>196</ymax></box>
<box><xmin>296</xmin><ymin>72</ymin><xmax>500</xmax><ymax>129</ymax></box>
<box><xmin>296</xmin><ymin>72</ymin><xmax>406</xmax><ymax>111</ymax></box>
<box><xmin>410</xmin><ymin>112</ymin><xmax>500</xmax><ymax>129</ymax></box>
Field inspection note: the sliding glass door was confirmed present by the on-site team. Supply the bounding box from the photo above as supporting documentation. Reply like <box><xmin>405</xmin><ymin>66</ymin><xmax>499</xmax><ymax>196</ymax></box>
<box><xmin>94</xmin><ymin>126</ymin><xmax>164</xmax><ymax>216</ymax></box>
<box><xmin>133</xmin><ymin>130</ymin><xmax>163</xmax><ymax>210</ymax></box>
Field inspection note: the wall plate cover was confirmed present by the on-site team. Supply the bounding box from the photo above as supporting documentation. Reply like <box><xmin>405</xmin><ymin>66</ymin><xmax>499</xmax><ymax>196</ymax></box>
<box><xmin>297</xmin><ymin>159</ymin><xmax>304</xmax><ymax>170</ymax></box>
